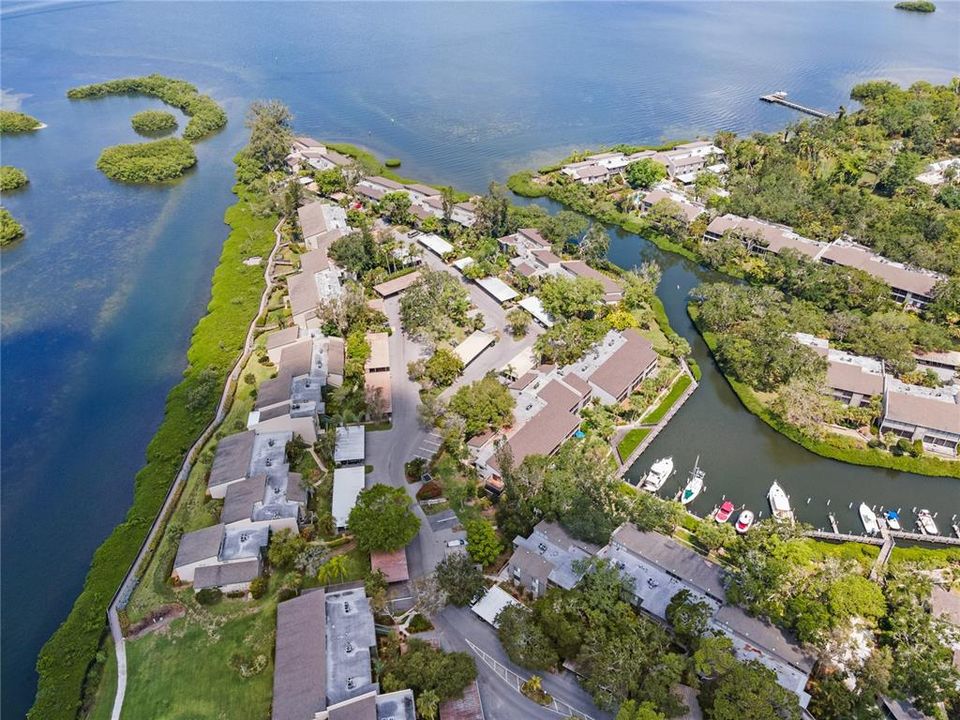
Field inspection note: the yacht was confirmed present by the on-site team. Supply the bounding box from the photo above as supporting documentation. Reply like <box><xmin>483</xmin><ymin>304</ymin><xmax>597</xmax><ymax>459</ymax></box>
<box><xmin>885</xmin><ymin>510</ymin><xmax>902</xmax><ymax>531</ymax></box>
<box><xmin>917</xmin><ymin>509</ymin><xmax>939</xmax><ymax>535</ymax></box>
<box><xmin>678</xmin><ymin>456</ymin><xmax>705</xmax><ymax>506</ymax></box>
<box><xmin>735</xmin><ymin>510</ymin><xmax>755</xmax><ymax>534</ymax></box>
<box><xmin>640</xmin><ymin>457</ymin><xmax>674</xmax><ymax>492</ymax></box>
<box><xmin>859</xmin><ymin>503</ymin><xmax>880</xmax><ymax>535</ymax></box>
<box><xmin>714</xmin><ymin>500</ymin><xmax>735</xmax><ymax>523</ymax></box>
<box><xmin>767</xmin><ymin>481</ymin><xmax>794</xmax><ymax>522</ymax></box>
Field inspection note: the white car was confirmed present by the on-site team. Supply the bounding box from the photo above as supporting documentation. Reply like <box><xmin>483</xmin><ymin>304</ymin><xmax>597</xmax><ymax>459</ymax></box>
<box><xmin>446</xmin><ymin>539</ymin><xmax>466</xmax><ymax>548</ymax></box>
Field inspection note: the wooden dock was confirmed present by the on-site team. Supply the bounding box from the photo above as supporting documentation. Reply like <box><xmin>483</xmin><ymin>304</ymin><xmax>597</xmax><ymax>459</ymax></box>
<box><xmin>760</xmin><ymin>92</ymin><xmax>832</xmax><ymax>119</ymax></box>
<box><xmin>807</xmin><ymin>528</ymin><xmax>960</xmax><ymax>548</ymax></box>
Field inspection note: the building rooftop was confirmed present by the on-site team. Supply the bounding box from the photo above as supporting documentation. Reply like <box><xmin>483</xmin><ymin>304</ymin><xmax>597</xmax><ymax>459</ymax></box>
<box><xmin>334</xmin><ymin>425</ymin><xmax>366</xmax><ymax>464</ymax></box>
<box><xmin>332</xmin><ymin>466</ymin><xmax>367</xmax><ymax>528</ymax></box>
<box><xmin>453</xmin><ymin>330</ymin><xmax>496</xmax><ymax>367</ymax></box>
<box><xmin>273</xmin><ymin>589</ymin><xmax>327</xmax><ymax>720</ymax></box>
<box><xmin>487</xmin><ymin>396</ymin><xmax>580</xmax><ymax>473</ymax></box>
<box><xmin>417</xmin><ymin>233</ymin><xmax>454</xmax><ymax>256</ymax></box>
<box><xmin>373</xmin><ymin>270</ymin><xmax>422</xmax><ymax>298</ymax></box>
<box><xmin>514</xmin><ymin>520</ymin><xmax>596</xmax><ymax>590</ymax></box>
<box><xmin>705</xmin><ymin>214</ymin><xmax>825</xmax><ymax>259</ymax></box>
<box><xmin>884</xmin><ymin>384</ymin><xmax>960</xmax><ymax>434</ymax></box>
<box><xmin>364</xmin><ymin>372</ymin><xmax>392</xmax><ymax>416</ymax></box>
<box><xmin>249</xmin><ymin>431</ymin><xmax>292</xmax><ymax>481</ymax></box>
<box><xmin>220</xmin><ymin>525</ymin><xmax>269</xmax><ymax>562</ymax></box>
<box><xmin>471</xmin><ymin>585</ymin><xmax>523</xmax><ymax>627</ymax></box>
<box><xmin>475</xmin><ymin>276</ymin><xmax>519</xmax><ymax>303</ymax></box>
<box><xmin>298</xmin><ymin>201</ymin><xmax>348</xmax><ymax>241</ymax></box>
<box><xmin>193</xmin><ymin>559</ymin><xmax>261</xmax><ymax>590</ymax></box>
<box><xmin>370</xmin><ymin>547</ymin><xmax>410</xmax><ymax>583</ymax></box>
<box><xmin>365</xmin><ymin>332</ymin><xmax>390</xmax><ymax>372</ymax></box>
<box><xmin>585</xmin><ymin>328</ymin><xmax>658</xmax><ymax>400</ymax></box>
<box><xmin>517</xmin><ymin>295</ymin><xmax>555</xmax><ymax>328</ymax></box>
<box><xmin>266</xmin><ymin>326</ymin><xmax>301</xmax><ymax>351</ymax></box>
<box><xmin>560</xmin><ymin>260</ymin><xmax>623</xmax><ymax>300</ymax></box>
<box><xmin>826</xmin><ymin>359</ymin><xmax>884</xmax><ymax>397</ymax></box>
<box><xmin>641</xmin><ymin>188</ymin><xmax>706</xmax><ymax>223</ymax></box>
<box><xmin>209</xmin><ymin>431</ymin><xmax>256</xmax><ymax>490</ymax></box>
<box><xmin>174</xmin><ymin>524</ymin><xmax>224</xmax><ymax>569</ymax></box>
<box><xmin>821</xmin><ymin>239</ymin><xmax>942</xmax><ymax>297</ymax></box>
<box><xmin>325</xmin><ymin>587</ymin><xmax>378</xmax><ymax>706</ymax></box>
<box><xmin>221</xmin><ymin>475</ymin><xmax>269</xmax><ymax>525</ymax></box>
<box><xmin>713</xmin><ymin>604</ymin><xmax>816</xmax><ymax>672</ymax></box>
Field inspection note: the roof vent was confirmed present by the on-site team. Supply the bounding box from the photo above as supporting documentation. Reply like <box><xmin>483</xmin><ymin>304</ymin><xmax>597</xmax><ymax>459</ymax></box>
<box><xmin>346</xmin><ymin>677</ymin><xmax>356</xmax><ymax>690</ymax></box>
<box><xmin>268</xmin><ymin>439</ymin><xmax>275</xmax><ymax>447</ymax></box>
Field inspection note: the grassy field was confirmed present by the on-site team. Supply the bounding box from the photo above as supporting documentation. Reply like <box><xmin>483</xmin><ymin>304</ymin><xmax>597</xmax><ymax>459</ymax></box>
<box><xmin>642</xmin><ymin>374</ymin><xmax>693</xmax><ymax>425</ymax></box>
<box><xmin>617</xmin><ymin>429</ymin><xmax>651</xmax><ymax>460</ymax></box>
<box><xmin>120</xmin><ymin>604</ymin><xmax>275</xmax><ymax>720</ymax></box>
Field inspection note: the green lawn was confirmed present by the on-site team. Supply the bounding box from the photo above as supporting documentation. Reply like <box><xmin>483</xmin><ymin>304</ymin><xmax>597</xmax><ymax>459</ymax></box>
<box><xmin>642</xmin><ymin>374</ymin><xmax>692</xmax><ymax>425</ymax></box>
<box><xmin>617</xmin><ymin>429</ymin><xmax>651</xmax><ymax>460</ymax></box>
<box><xmin>120</xmin><ymin>606</ymin><xmax>275</xmax><ymax>720</ymax></box>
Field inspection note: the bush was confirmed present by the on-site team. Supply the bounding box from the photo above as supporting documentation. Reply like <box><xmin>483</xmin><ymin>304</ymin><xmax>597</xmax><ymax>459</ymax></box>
<box><xmin>0</xmin><ymin>208</ymin><xmax>25</xmax><ymax>246</ymax></box>
<box><xmin>407</xmin><ymin>613</ymin><xmax>433</xmax><ymax>633</ymax></box>
<box><xmin>249</xmin><ymin>576</ymin><xmax>268</xmax><ymax>599</ymax></box>
<box><xmin>405</xmin><ymin>457</ymin><xmax>427</xmax><ymax>482</ymax></box>
<box><xmin>0</xmin><ymin>109</ymin><xmax>41</xmax><ymax>133</ymax></box>
<box><xmin>68</xmin><ymin>74</ymin><xmax>226</xmax><ymax>141</ymax></box>
<box><xmin>131</xmin><ymin>109</ymin><xmax>178</xmax><ymax>135</ymax></box>
<box><xmin>384</xmin><ymin>158</ymin><xmax>402</xmax><ymax>168</ymax></box>
<box><xmin>0</xmin><ymin>165</ymin><xmax>29</xmax><ymax>191</ymax></box>
<box><xmin>96</xmin><ymin>138</ymin><xmax>197</xmax><ymax>183</ymax></box>
<box><xmin>195</xmin><ymin>587</ymin><xmax>222</xmax><ymax>605</ymax></box>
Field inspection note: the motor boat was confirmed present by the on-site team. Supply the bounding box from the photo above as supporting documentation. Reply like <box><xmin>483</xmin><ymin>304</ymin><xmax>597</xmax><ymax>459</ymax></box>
<box><xmin>767</xmin><ymin>481</ymin><xmax>794</xmax><ymax>522</ymax></box>
<box><xmin>885</xmin><ymin>510</ymin><xmax>902</xmax><ymax>531</ymax></box>
<box><xmin>640</xmin><ymin>457</ymin><xmax>674</xmax><ymax>492</ymax></box>
<box><xmin>917</xmin><ymin>509</ymin><xmax>939</xmax><ymax>535</ymax></box>
<box><xmin>859</xmin><ymin>503</ymin><xmax>880</xmax><ymax>535</ymax></box>
<box><xmin>679</xmin><ymin>456</ymin><xmax>705</xmax><ymax>506</ymax></box>
<box><xmin>735</xmin><ymin>510</ymin><xmax>755</xmax><ymax>534</ymax></box>
<box><xmin>714</xmin><ymin>500</ymin><xmax>735</xmax><ymax>523</ymax></box>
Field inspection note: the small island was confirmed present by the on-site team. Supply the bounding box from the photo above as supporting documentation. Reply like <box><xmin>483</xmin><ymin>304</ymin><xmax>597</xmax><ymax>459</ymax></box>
<box><xmin>895</xmin><ymin>1</ymin><xmax>936</xmax><ymax>11</ymax></box>
<box><xmin>0</xmin><ymin>207</ymin><xmax>25</xmax><ymax>245</ymax></box>
<box><xmin>0</xmin><ymin>109</ymin><xmax>42</xmax><ymax>133</ymax></box>
<box><xmin>0</xmin><ymin>166</ymin><xmax>29</xmax><ymax>192</ymax></box>
<box><xmin>68</xmin><ymin>74</ymin><xmax>226</xmax><ymax>141</ymax></box>
<box><xmin>96</xmin><ymin>138</ymin><xmax>197</xmax><ymax>183</ymax></box>
<box><xmin>131</xmin><ymin>109</ymin><xmax>178</xmax><ymax>136</ymax></box>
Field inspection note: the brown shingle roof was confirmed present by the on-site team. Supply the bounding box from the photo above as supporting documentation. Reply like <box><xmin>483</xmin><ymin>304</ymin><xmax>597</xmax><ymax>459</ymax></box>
<box><xmin>373</xmin><ymin>271</ymin><xmax>422</xmax><ymax>298</ymax></box>
<box><xmin>273</xmin><ymin>590</ymin><xmax>327</xmax><ymax>720</ymax></box>
<box><xmin>561</xmin><ymin>260</ymin><xmax>623</xmax><ymax>300</ymax></box>
<box><xmin>587</xmin><ymin>329</ymin><xmax>658</xmax><ymax>400</ymax></box>
<box><xmin>821</xmin><ymin>243</ymin><xmax>940</xmax><ymax>296</ymax></box>
<box><xmin>370</xmin><ymin>548</ymin><xmax>409</xmax><ymax>583</ymax></box>
<box><xmin>884</xmin><ymin>389</ymin><xmax>960</xmax><ymax>434</ymax></box>
<box><xmin>537</xmin><ymin>379</ymin><xmax>580</xmax><ymax>413</ymax></box>
<box><xmin>266</xmin><ymin>326</ymin><xmax>300</xmax><ymax>351</ymax></box>
<box><xmin>488</xmin><ymin>401</ymin><xmax>580</xmax><ymax>473</ymax></box>
<box><xmin>826</xmin><ymin>361</ymin><xmax>883</xmax><ymax>397</ymax></box>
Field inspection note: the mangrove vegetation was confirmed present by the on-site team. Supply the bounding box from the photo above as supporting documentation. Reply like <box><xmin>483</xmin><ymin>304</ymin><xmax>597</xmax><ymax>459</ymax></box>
<box><xmin>0</xmin><ymin>109</ymin><xmax>42</xmax><ymax>133</ymax></box>
<box><xmin>96</xmin><ymin>138</ymin><xmax>197</xmax><ymax>183</ymax></box>
<box><xmin>0</xmin><ymin>166</ymin><xmax>29</xmax><ymax>192</ymax></box>
<box><xmin>130</xmin><ymin>109</ymin><xmax>178</xmax><ymax>136</ymax></box>
<box><xmin>0</xmin><ymin>208</ymin><xmax>25</xmax><ymax>246</ymax></box>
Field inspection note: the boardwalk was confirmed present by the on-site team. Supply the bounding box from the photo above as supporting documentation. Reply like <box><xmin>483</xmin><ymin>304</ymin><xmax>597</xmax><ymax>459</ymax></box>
<box><xmin>807</xmin><ymin>528</ymin><xmax>960</xmax><ymax>548</ymax></box>
<box><xmin>760</xmin><ymin>92</ymin><xmax>832</xmax><ymax>118</ymax></box>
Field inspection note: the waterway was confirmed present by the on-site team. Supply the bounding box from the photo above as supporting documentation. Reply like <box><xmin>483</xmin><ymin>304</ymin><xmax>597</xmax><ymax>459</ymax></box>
<box><xmin>2</xmin><ymin>2</ymin><xmax>959</xmax><ymax>716</ymax></box>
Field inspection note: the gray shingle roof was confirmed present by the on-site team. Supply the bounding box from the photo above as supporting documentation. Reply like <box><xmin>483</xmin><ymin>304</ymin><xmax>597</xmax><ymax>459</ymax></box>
<box><xmin>208</xmin><ymin>431</ymin><xmax>256</xmax><ymax>490</ymax></box>
<box><xmin>193</xmin><ymin>559</ymin><xmax>261</xmax><ymax>590</ymax></box>
<box><xmin>174</xmin><ymin>524</ymin><xmax>224</xmax><ymax>569</ymax></box>
<box><xmin>273</xmin><ymin>590</ymin><xmax>327</xmax><ymax>720</ymax></box>
<box><xmin>221</xmin><ymin>476</ymin><xmax>268</xmax><ymax>525</ymax></box>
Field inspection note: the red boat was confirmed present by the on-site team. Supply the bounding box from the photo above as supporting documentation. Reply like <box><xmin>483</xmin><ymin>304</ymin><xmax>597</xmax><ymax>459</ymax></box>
<box><xmin>714</xmin><ymin>500</ymin><xmax>735</xmax><ymax>523</ymax></box>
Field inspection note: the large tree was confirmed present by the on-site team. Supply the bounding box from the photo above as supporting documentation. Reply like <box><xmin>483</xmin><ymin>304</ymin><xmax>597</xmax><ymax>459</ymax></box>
<box><xmin>399</xmin><ymin>269</ymin><xmax>469</xmax><ymax>342</ymax></box>
<box><xmin>449</xmin><ymin>374</ymin><xmax>516</xmax><ymax>437</ymax></box>
<box><xmin>464</xmin><ymin>518</ymin><xmax>502</xmax><ymax>566</ymax></box>
<box><xmin>538</xmin><ymin>275</ymin><xmax>603</xmax><ymax>319</ymax></box>
<box><xmin>495</xmin><ymin>604</ymin><xmax>559</xmax><ymax>670</ymax></box>
<box><xmin>348</xmin><ymin>484</ymin><xmax>420</xmax><ymax>552</ymax></box>
<box><xmin>701</xmin><ymin>660</ymin><xmax>802</xmax><ymax>720</ymax></box>
<box><xmin>625</xmin><ymin>158</ymin><xmax>667</xmax><ymax>189</ymax></box>
<box><xmin>382</xmin><ymin>638</ymin><xmax>477</xmax><ymax>701</ymax></box>
<box><xmin>245</xmin><ymin>100</ymin><xmax>293</xmax><ymax>172</ymax></box>
<box><xmin>434</xmin><ymin>553</ymin><xmax>485</xmax><ymax>606</ymax></box>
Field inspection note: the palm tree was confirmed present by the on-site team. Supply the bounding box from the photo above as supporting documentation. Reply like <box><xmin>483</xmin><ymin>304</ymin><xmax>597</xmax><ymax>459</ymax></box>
<box><xmin>317</xmin><ymin>554</ymin><xmax>348</xmax><ymax>585</ymax></box>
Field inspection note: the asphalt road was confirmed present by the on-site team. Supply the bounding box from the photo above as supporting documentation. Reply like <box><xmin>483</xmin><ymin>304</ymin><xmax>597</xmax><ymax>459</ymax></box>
<box><xmin>433</xmin><ymin>605</ymin><xmax>613</xmax><ymax>720</ymax></box>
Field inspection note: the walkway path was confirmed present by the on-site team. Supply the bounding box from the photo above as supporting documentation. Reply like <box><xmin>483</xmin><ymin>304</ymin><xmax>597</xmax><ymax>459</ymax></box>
<box><xmin>615</xmin><ymin>360</ymin><xmax>698</xmax><ymax>477</ymax></box>
<box><xmin>108</xmin><ymin>215</ymin><xmax>286</xmax><ymax>720</ymax></box>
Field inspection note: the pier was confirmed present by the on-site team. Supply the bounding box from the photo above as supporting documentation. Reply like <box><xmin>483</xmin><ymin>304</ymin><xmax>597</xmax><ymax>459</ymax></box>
<box><xmin>807</xmin><ymin>528</ymin><xmax>960</xmax><ymax>548</ymax></box>
<box><xmin>760</xmin><ymin>92</ymin><xmax>832</xmax><ymax>119</ymax></box>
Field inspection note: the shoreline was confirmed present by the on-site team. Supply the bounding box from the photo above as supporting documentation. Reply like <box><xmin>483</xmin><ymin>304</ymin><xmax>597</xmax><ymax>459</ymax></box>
<box><xmin>29</xmin><ymin>181</ymin><xmax>279</xmax><ymax>720</ymax></box>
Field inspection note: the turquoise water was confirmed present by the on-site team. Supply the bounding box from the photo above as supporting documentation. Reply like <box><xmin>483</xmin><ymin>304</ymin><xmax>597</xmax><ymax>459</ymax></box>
<box><xmin>2</xmin><ymin>2</ymin><xmax>958</xmax><ymax>715</ymax></box>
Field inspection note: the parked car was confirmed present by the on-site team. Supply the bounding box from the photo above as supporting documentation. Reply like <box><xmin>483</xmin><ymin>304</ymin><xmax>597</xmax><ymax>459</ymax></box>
<box><xmin>446</xmin><ymin>539</ymin><xmax>466</xmax><ymax>548</ymax></box>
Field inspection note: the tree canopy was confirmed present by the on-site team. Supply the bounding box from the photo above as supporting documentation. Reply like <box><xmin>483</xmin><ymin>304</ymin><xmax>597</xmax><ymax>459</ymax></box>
<box><xmin>348</xmin><ymin>484</ymin><xmax>421</xmax><ymax>552</ymax></box>
<box><xmin>449</xmin><ymin>374</ymin><xmax>515</xmax><ymax>437</ymax></box>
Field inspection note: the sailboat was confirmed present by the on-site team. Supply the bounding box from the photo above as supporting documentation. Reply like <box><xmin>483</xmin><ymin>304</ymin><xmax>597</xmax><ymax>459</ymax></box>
<box><xmin>678</xmin><ymin>456</ymin><xmax>705</xmax><ymax>506</ymax></box>
<box><xmin>917</xmin><ymin>509</ymin><xmax>939</xmax><ymax>535</ymax></box>
<box><xmin>640</xmin><ymin>457</ymin><xmax>675</xmax><ymax>492</ymax></box>
<box><xmin>767</xmin><ymin>481</ymin><xmax>794</xmax><ymax>522</ymax></box>
<box><xmin>735</xmin><ymin>510</ymin><xmax>755</xmax><ymax>534</ymax></box>
<box><xmin>859</xmin><ymin>503</ymin><xmax>880</xmax><ymax>535</ymax></box>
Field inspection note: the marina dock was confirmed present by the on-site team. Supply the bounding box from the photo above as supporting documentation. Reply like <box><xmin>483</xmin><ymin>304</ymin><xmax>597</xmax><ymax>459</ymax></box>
<box><xmin>807</xmin><ymin>528</ymin><xmax>960</xmax><ymax>548</ymax></box>
<box><xmin>760</xmin><ymin>92</ymin><xmax>832</xmax><ymax>119</ymax></box>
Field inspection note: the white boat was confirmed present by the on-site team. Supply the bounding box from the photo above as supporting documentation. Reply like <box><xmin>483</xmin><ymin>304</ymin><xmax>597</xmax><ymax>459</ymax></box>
<box><xmin>640</xmin><ymin>457</ymin><xmax>674</xmax><ymax>492</ymax></box>
<box><xmin>678</xmin><ymin>456</ymin><xmax>705</xmax><ymax>506</ymax></box>
<box><xmin>917</xmin><ymin>509</ymin><xmax>939</xmax><ymax>535</ymax></box>
<box><xmin>885</xmin><ymin>510</ymin><xmax>902</xmax><ymax>531</ymax></box>
<box><xmin>767</xmin><ymin>481</ymin><xmax>794</xmax><ymax>522</ymax></box>
<box><xmin>859</xmin><ymin>503</ymin><xmax>880</xmax><ymax>535</ymax></box>
<box><xmin>735</xmin><ymin>510</ymin><xmax>755</xmax><ymax>534</ymax></box>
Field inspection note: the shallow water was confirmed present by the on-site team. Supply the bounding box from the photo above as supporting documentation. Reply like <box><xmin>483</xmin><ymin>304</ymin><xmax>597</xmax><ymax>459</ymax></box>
<box><xmin>2</xmin><ymin>2</ymin><xmax>958</xmax><ymax>715</ymax></box>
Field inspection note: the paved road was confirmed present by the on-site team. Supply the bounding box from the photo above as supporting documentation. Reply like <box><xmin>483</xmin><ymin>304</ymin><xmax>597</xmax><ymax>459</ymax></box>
<box><xmin>433</xmin><ymin>605</ymin><xmax>613</xmax><ymax>720</ymax></box>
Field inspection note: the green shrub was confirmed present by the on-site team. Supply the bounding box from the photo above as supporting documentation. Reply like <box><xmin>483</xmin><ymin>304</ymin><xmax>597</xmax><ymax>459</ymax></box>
<box><xmin>384</xmin><ymin>158</ymin><xmax>401</xmax><ymax>168</ymax></box>
<box><xmin>68</xmin><ymin>74</ymin><xmax>226</xmax><ymax>141</ymax></box>
<box><xmin>96</xmin><ymin>138</ymin><xmax>197</xmax><ymax>183</ymax></box>
<box><xmin>0</xmin><ymin>207</ymin><xmax>25</xmax><ymax>246</ymax></box>
<box><xmin>0</xmin><ymin>109</ymin><xmax>41</xmax><ymax>133</ymax></box>
<box><xmin>131</xmin><ymin>110</ymin><xmax>178</xmax><ymax>135</ymax></box>
<box><xmin>405</xmin><ymin>457</ymin><xmax>427</xmax><ymax>482</ymax></box>
<box><xmin>0</xmin><ymin>165</ymin><xmax>29</xmax><ymax>191</ymax></box>
<box><xmin>407</xmin><ymin>613</ymin><xmax>433</xmax><ymax>633</ymax></box>
<box><xmin>195</xmin><ymin>588</ymin><xmax>222</xmax><ymax>605</ymax></box>
<box><xmin>249</xmin><ymin>576</ymin><xmax>268</xmax><ymax>599</ymax></box>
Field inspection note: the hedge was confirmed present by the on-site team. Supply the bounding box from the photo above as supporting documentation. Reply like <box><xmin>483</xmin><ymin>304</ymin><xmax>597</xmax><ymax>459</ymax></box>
<box><xmin>28</xmin><ymin>174</ymin><xmax>277</xmax><ymax>719</ymax></box>
<box><xmin>67</xmin><ymin>74</ymin><xmax>226</xmax><ymax>142</ymax></box>
<box><xmin>688</xmin><ymin>304</ymin><xmax>960</xmax><ymax>479</ymax></box>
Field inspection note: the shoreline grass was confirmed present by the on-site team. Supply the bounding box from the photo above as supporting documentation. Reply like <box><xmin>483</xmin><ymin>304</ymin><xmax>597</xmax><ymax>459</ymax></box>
<box><xmin>642</xmin><ymin>374</ymin><xmax>693</xmax><ymax>425</ymax></box>
<box><xmin>29</xmin><ymin>180</ymin><xmax>277</xmax><ymax>719</ymax></box>
<box><xmin>618</xmin><ymin>428</ymin><xmax>651</xmax><ymax>460</ymax></box>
